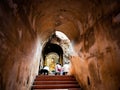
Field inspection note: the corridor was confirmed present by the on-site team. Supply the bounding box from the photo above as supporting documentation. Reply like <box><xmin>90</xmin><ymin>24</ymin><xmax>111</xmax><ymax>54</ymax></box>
<box><xmin>0</xmin><ymin>0</ymin><xmax>120</xmax><ymax>90</ymax></box>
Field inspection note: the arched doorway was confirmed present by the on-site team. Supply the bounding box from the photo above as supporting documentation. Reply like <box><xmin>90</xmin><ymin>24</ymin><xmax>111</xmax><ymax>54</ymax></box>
<box><xmin>40</xmin><ymin>30</ymin><xmax>74</xmax><ymax>74</ymax></box>
<box><xmin>42</xmin><ymin>42</ymin><xmax>63</xmax><ymax>72</ymax></box>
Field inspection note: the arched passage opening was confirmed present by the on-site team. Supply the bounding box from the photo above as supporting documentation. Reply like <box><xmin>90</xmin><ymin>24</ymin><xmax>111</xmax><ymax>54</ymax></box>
<box><xmin>42</xmin><ymin>42</ymin><xmax>63</xmax><ymax>72</ymax></box>
<box><xmin>39</xmin><ymin>30</ymin><xmax>75</xmax><ymax>75</ymax></box>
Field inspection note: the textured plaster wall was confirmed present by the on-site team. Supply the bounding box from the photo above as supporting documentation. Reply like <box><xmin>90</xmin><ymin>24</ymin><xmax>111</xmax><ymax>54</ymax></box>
<box><xmin>70</xmin><ymin>15</ymin><xmax>120</xmax><ymax>90</ymax></box>
<box><xmin>0</xmin><ymin>0</ymin><xmax>120</xmax><ymax>90</ymax></box>
<box><xmin>0</xmin><ymin>2</ymin><xmax>42</xmax><ymax>90</ymax></box>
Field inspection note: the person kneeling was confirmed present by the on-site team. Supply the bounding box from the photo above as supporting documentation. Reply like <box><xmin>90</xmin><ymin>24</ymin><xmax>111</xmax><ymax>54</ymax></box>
<box><xmin>39</xmin><ymin>66</ymin><xmax>49</xmax><ymax>75</ymax></box>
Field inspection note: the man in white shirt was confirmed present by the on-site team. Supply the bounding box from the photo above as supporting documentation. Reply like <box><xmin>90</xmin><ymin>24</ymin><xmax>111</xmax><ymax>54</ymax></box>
<box><xmin>44</xmin><ymin>66</ymin><xmax>50</xmax><ymax>71</ymax></box>
<box><xmin>63</xmin><ymin>62</ymin><xmax>70</xmax><ymax>75</ymax></box>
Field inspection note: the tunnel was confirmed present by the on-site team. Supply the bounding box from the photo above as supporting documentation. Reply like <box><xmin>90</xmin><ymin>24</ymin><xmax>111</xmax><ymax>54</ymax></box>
<box><xmin>0</xmin><ymin>0</ymin><xmax>120</xmax><ymax>90</ymax></box>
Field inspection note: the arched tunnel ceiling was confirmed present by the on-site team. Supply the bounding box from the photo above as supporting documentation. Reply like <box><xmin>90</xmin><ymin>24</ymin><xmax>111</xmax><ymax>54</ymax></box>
<box><xmin>6</xmin><ymin>0</ymin><xmax>120</xmax><ymax>42</ymax></box>
<box><xmin>28</xmin><ymin>0</ymin><xmax>118</xmax><ymax>40</ymax></box>
<box><xmin>36</xmin><ymin>0</ymin><xmax>82</xmax><ymax>41</ymax></box>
